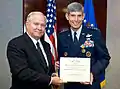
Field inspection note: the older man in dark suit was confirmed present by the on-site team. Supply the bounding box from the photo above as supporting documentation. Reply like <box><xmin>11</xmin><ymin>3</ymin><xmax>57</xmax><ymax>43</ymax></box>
<box><xmin>56</xmin><ymin>2</ymin><xmax>111</xmax><ymax>89</ymax></box>
<box><xmin>7</xmin><ymin>11</ymin><xmax>62</xmax><ymax>89</ymax></box>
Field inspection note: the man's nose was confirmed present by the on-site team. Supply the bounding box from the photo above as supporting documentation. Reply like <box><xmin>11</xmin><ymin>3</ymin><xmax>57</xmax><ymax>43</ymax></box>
<box><xmin>38</xmin><ymin>24</ymin><xmax>42</xmax><ymax>29</ymax></box>
<box><xmin>75</xmin><ymin>16</ymin><xmax>78</xmax><ymax>21</ymax></box>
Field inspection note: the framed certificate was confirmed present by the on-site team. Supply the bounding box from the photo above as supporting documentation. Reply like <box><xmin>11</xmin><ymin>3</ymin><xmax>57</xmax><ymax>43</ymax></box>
<box><xmin>60</xmin><ymin>57</ymin><xmax>90</xmax><ymax>82</ymax></box>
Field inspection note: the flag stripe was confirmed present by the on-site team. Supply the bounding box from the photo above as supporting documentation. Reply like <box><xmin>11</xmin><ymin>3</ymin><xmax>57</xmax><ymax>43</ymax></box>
<box><xmin>45</xmin><ymin>0</ymin><xmax>57</xmax><ymax>65</ymax></box>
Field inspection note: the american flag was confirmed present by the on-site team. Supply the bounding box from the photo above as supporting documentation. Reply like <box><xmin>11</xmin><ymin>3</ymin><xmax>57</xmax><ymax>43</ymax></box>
<box><xmin>45</xmin><ymin>0</ymin><xmax>57</xmax><ymax>65</ymax></box>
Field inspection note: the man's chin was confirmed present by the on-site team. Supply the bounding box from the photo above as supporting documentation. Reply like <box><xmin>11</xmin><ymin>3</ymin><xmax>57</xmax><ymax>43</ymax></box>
<box><xmin>72</xmin><ymin>26</ymin><xmax>81</xmax><ymax>30</ymax></box>
<box><xmin>33</xmin><ymin>34</ymin><xmax>43</xmax><ymax>40</ymax></box>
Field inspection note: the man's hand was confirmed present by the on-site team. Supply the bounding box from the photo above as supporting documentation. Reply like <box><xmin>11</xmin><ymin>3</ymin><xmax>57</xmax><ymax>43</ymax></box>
<box><xmin>52</xmin><ymin>73</ymin><xmax>58</xmax><ymax>77</ymax></box>
<box><xmin>90</xmin><ymin>73</ymin><xmax>93</xmax><ymax>85</ymax></box>
<box><xmin>80</xmin><ymin>73</ymin><xmax>93</xmax><ymax>85</ymax></box>
<box><xmin>51</xmin><ymin>76</ymin><xmax>63</xmax><ymax>86</ymax></box>
<box><xmin>55</xmin><ymin>61</ymin><xmax>60</xmax><ymax>70</ymax></box>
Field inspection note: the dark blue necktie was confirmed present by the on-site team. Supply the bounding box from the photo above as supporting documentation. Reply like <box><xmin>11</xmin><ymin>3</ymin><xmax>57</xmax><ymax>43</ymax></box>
<box><xmin>74</xmin><ymin>32</ymin><xmax>79</xmax><ymax>45</ymax></box>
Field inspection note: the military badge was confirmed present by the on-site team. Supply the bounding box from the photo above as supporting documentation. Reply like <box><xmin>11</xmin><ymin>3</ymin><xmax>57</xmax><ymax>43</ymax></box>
<box><xmin>86</xmin><ymin>51</ymin><xmax>91</xmax><ymax>57</ymax></box>
<box><xmin>64</xmin><ymin>52</ymin><xmax>68</xmax><ymax>56</ymax></box>
<box><xmin>84</xmin><ymin>38</ymin><xmax>94</xmax><ymax>48</ymax></box>
<box><xmin>82</xmin><ymin>33</ymin><xmax>85</xmax><ymax>35</ymax></box>
<box><xmin>80</xmin><ymin>44</ymin><xmax>85</xmax><ymax>49</ymax></box>
<box><xmin>81</xmin><ymin>48</ymin><xmax>86</xmax><ymax>53</ymax></box>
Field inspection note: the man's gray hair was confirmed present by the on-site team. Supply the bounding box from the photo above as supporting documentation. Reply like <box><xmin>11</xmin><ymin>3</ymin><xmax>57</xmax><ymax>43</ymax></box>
<box><xmin>26</xmin><ymin>11</ymin><xmax>46</xmax><ymax>22</ymax></box>
<box><xmin>67</xmin><ymin>2</ymin><xmax>84</xmax><ymax>13</ymax></box>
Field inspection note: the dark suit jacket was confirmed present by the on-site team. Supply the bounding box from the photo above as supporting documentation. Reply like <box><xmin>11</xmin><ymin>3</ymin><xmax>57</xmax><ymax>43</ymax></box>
<box><xmin>58</xmin><ymin>26</ymin><xmax>111</xmax><ymax>89</ymax></box>
<box><xmin>7</xmin><ymin>33</ymin><xmax>54</xmax><ymax>89</ymax></box>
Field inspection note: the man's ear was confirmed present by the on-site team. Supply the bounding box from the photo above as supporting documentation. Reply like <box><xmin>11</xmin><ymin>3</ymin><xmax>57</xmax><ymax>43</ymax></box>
<box><xmin>65</xmin><ymin>13</ymin><xmax>69</xmax><ymax>20</ymax></box>
<box><xmin>82</xmin><ymin>13</ymin><xmax>85</xmax><ymax>20</ymax></box>
<box><xmin>25</xmin><ymin>21</ymin><xmax>28</xmax><ymax>26</ymax></box>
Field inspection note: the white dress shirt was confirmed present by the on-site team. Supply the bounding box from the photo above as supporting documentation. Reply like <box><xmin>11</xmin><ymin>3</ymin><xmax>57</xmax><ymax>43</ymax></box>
<box><xmin>71</xmin><ymin>25</ymin><xmax>82</xmax><ymax>41</ymax></box>
<box><xmin>27</xmin><ymin>32</ymin><xmax>49</xmax><ymax>67</ymax></box>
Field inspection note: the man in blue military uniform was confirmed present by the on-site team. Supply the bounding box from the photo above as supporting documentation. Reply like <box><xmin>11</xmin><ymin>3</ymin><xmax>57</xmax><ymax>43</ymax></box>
<box><xmin>56</xmin><ymin>2</ymin><xmax>111</xmax><ymax>89</ymax></box>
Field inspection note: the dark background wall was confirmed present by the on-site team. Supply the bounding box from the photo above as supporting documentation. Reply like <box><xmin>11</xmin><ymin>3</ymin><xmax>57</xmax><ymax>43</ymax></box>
<box><xmin>24</xmin><ymin>0</ymin><xmax>107</xmax><ymax>39</ymax></box>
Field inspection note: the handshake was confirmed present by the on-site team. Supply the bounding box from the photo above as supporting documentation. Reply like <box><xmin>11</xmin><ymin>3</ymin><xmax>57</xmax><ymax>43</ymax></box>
<box><xmin>51</xmin><ymin>61</ymin><xmax>62</xmax><ymax>87</ymax></box>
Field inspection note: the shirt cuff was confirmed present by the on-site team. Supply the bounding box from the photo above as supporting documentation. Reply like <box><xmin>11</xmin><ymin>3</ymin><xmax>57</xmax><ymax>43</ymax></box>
<box><xmin>49</xmin><ymin>77</ymin><xmax>53</xmax><ymax>85</ymax></box>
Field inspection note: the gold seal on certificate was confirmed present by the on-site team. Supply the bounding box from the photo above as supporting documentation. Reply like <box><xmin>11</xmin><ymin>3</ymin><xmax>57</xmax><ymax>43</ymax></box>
<box><xmin>60</xmin><ymin>57</ymin><xmax>90</xmax><ymax>82</ymax></box>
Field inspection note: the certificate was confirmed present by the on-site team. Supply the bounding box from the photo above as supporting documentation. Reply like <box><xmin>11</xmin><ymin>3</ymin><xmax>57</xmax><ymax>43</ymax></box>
<box><xmin>60</xmin><ymin>57</ymin><xmax>90</xmax><ymax>82</ymax></box>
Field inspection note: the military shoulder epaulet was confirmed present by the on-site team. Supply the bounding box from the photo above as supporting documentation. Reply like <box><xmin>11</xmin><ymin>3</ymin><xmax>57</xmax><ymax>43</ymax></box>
<box><xmin>87</xmin><ymin>26</ymin><xmax>98</xmax><ymax>30</ymax></box>
<box><xmin>59</xmin><ymin>29</ymin><xmax>69</xmax><ymax>33</ymax></box>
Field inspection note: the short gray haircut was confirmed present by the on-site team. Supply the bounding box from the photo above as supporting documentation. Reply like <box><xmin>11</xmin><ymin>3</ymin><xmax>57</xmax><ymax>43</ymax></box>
<box><xmin>67</xmin><ymin>2</ymin><xmax>84</xmax><ymax>13</ymax></box>
<box><xmin>26</xmin><ymin>11</ymin><xmax>46</xmax><ymax>22</ymax></box>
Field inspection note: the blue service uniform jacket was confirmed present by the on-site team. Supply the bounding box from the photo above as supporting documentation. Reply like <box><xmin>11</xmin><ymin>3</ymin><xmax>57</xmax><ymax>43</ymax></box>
<box><xmin>58</xmin><ymin>26</ymin><xmax>110</xmax><ymax>89</ymax></box>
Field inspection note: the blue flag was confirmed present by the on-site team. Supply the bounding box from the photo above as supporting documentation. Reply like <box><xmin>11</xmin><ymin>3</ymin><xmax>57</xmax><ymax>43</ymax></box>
<box><xmin>84</xmin><ymin>0</ymin><xmax>97</xmax><ymax>27</ymax></box>
<box><xmin>84</xmin><ymin>0</ymin><xmax>106</xmax><ymax>88</ymax></box>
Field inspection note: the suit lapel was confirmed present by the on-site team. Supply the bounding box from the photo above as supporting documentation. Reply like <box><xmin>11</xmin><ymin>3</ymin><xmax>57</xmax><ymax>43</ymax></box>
<box><xmin>79</xmin><ymin>26</ymin><xmax>86</xmax><ymax>45</ymax></box>
<box><xmin>42</xmin><ymin>42</ymin><xmax>52</xmax><ymax>71</ymax></box>
<box><xmin>65</xmin><ymin>29</ymin><xmax>80</xmax><ymax>56</ymax></box>
<box><xmin>66</xmin><ymin>29</ymin><xmax>73</xmax><ymax>46</ymax></box>
<box><xmin>42</xmin><ymin>41</ymin><xmax>52</xmax><ymax>66</ymax></box>
<box><xmin>23</xmin><ymin>33</ymin><xmax>48</xmax><ymax>72</ymax></box>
